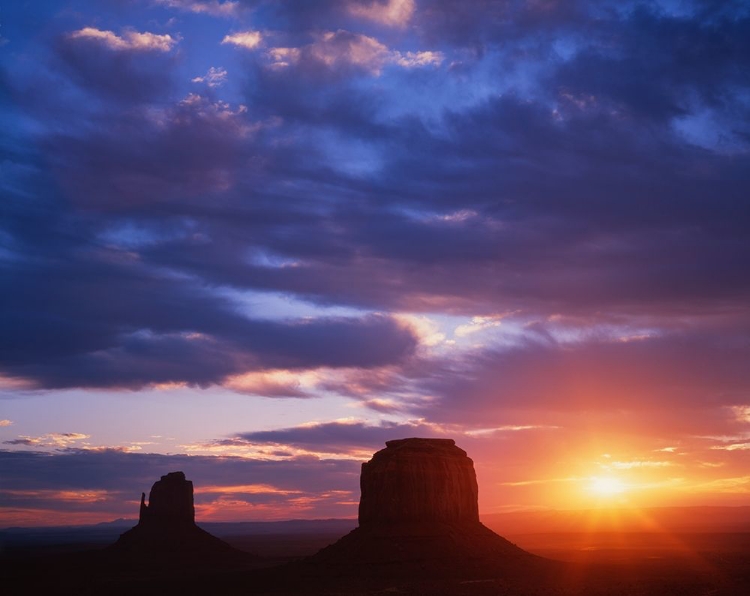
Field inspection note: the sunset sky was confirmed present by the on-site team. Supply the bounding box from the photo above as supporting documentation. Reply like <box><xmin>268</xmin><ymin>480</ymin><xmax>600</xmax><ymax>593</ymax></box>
<box><xmin>1</xmin><ymin>0</ymin><xmax>749</xmax><ymax>527</ymax></box>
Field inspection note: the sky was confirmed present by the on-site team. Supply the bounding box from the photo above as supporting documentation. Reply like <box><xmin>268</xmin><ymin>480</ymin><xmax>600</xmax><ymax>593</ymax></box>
<box><xmin>1</xmin><ymin>0</ymin><xmax>749</xmax><ymax>527</ymax></box>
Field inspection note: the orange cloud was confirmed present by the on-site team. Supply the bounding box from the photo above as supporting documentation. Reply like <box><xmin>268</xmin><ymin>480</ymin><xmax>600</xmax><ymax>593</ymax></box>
<box><xmin>1</xmin><ymin>489</ymin><xmax>110</xmax><ymax>503</ymax></box>
<box><xmin>197</xmin><ymin>484</ymin><xmax>301</xmax><ymax>496</ymax></box>
<box><xmin>0</xmin><ymin>374</ymin><xmax>34</xmax><ymax>390</ymax></box>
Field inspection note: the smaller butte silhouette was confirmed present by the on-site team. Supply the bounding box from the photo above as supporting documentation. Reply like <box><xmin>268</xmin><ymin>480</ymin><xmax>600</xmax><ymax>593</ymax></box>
<box><xmin>112</xmin><ymin>471</ymin><xmax>242</xmax><ymax>562</ymax></box>
<box><xmin>310</xmin><ymin>438</ymin><xmax>538</xmax><ymax>577</ymax></box>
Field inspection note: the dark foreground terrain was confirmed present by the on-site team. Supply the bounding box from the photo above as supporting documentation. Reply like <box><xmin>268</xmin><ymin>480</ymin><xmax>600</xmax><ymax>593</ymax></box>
<box><xmin>2</xmin><ymin>524</ymin><xmax>749</xmax><ymax>595</ymax></box>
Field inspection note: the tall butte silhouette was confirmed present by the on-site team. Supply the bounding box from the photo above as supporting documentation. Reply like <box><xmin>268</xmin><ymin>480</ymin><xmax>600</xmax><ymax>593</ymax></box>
<box><xmin>308</xmin><ymin>438</ymin><xmax>542</xmax><ymax>578</ymax></box>
<box><xmin>111</xmin><ymin>471</ymin><xmax>245</xmax><ymax>564</ymax></box>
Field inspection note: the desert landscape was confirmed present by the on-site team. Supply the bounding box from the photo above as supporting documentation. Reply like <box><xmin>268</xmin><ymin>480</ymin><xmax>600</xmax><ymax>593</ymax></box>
<box><xmin>3</xmin><ymin>439</ymin><xmax>749</xmax><ymax>595</ymax></box>
<box><xmin>2</xmin><ymin>1</ymin><xmax>749</xmax><ymax>594</ymax></box>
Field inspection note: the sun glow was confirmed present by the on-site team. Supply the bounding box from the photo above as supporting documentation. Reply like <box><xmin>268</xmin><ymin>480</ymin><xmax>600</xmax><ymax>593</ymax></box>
<box><xmin>588</xmin><ymin>476</ymin><xmax>627</xmax><ymax>496</ymax></box>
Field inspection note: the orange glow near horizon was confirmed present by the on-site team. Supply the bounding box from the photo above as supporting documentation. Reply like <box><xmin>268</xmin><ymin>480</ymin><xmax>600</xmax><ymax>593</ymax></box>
<box><xmin>3</xmin><ymin>421</ymin><xmax>750</xmax><ymax>527</ymax></box>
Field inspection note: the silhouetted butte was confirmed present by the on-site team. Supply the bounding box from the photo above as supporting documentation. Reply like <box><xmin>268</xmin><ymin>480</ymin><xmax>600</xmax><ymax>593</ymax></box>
<box><xmin>112</xmin><ymin>471</ymin><xmax>243</xmax><ymax>563</ymax></box>
<box><xmin>309</xmin><ymin>438</ymin><xmax>538</xmax><ymax>578</ymax></box>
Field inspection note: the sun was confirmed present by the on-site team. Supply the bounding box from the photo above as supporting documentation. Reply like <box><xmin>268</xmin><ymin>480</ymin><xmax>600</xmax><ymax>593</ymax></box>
<box><xmin>588</xmin><ymin>476</ymin><xmax>627</xmax><ymax>497</ymax></box>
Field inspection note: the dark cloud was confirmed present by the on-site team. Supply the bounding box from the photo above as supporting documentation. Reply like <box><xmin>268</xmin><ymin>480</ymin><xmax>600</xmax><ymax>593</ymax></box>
<box><xmin>0</xmin><ymin>247</ymin><xmax>418</xmax><ymax>388</ymax></box>
<box><xmin>118</xmin><ymin>83</ymin><xmax>749</xmax><ymax>318</ymax></box>
<box><xmin>233</xmin><ymin>419</ymin><xmax>445</xmax><ymax>453</ymax></box>
<box><xmin>44</xmin><ymin>97</ymin><xmax>259</xmax><ymax>210</ymax></box>
<box><xmin>549</xmin><ymin>7</ymin><xmax>750</xmax><ymax>122</ymax></box>
<box><xmin>0</xmin><ymin>175</ymin><xmax>417</xmax><ymax>389</ymax></box>
<box><xmin>54</xmin><ymin>31</ymin><xmax>179</xmax><ymax>104</ymax></box>
<box><xmin>3</xmin><ymin>439</ymin><xmax>37</xmax><ymax>446</ymax></box>
<box><xmin>415</xmin><ymin>0</ymin><xmax>592</xmax><ymax>48</ymax></box>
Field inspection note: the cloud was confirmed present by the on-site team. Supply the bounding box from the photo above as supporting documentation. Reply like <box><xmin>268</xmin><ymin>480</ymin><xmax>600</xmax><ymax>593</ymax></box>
<box><xmin>217</xmin><ymin>419</ymin><xmax>557</xmax><ymax>459</ymax></box>
<box><xmin>348</xmin><ymin>0</ymin><xmax>416</xmax><ymax>28</ymax></box>
<box><xmin>266</xmin><ymin>47</ymin><xmax>302</xmax><ymax>68</ymax></box>
<box><xmin>393</xmin><ymin>50</ymin><xmax>444</xmax><ymax>68</ymax></box>
<box><xmin>225</xmin><ymin>369</ymin><xmax>315</xmax><ymax>397</ymax></box>
<box><xmin>732</xmin><ymin>406</ymin><xmax>750</xmax><ymax>423</ymax></box>
<box><xmin>265</xmin><ymin>30</ymin><xmax>442</xmax><ymax>75</ymax></box>
<box><xmin>3</xmin><ymin>433</ymin><xmax>90</xmax><ymax>448</ymax></box>
<box><xmin>203</xmin><ymin>419</ymin><xmax>450</xmax><ymax>459</ymax></box>
<box><xmin>711</xmin><ymin>443</ymin><xmax>750</xmax><ymax>452</ymax></box>
<box><xmin>393</xmin><ymin>314</ymin><xmax>446</xmax><ymax>347</ymax></box>
<box><xmin>1</xmin><ymin>488</ymin><xmax>110</xmax><ymax>503</ymax></box>
<box><xmin>55</xmin><ymin>29</ymin><xmax>180</xmax><ymax>103</ymax></box>
<box><xmin>454</xmin><ymin>315</ymin><xmax>505</xmax><ymax>338</ymax></box>
<box><xmin>0</xmin><ymin>268</ymin><xmax>419</xmax><ymax>388</ymax></box>
<box><xmin>154</xmin><ymin>0</ymin><xmax>241</xmax><ymax>18</ymax></box>
<box><xmin>197</xmin><ymin>483</ymin><xmax>301</xmax><ymax>495</ymax></box>
<box><xmin>191</xmin><ymin>66</ymin><xmax>228</xmax><ymax>87</ymax></box>
<box><xmin>548</xmin><ymin>8</ymin><xmax>750</xmax><ymax>124</ymax></box>
<box><xmin>305</xmin><ymin>30</ymin><xmax>390</xmax><ymax>74</ymax></box>
<box><xmin>224</xmin><ymin>366</ymin><xmax>410</xmax><ymax>399</ymax></box>
<box><xmin>0</xmin><ymin>420</ymin><xmax>12</xmax><ymax>427</ymax></box>
<box><xmin>31</xmin><ymin>3</ymin><xmax>745</xmax><ymax>332</ymax></box>
<box><xmin>608</xmin><ymin>460</ymin><xmax>674</xmax><ymax>470</ymax></box>
<box><xmin>262</xmin><ymin>30</ymin><xmax>389</xmax><ymax>75</ymax></box>
<box><xmin>222</xmin><ymin>30</ymin><xmax>263</xmax><ymax>49</ymax></box>
<box><xmin>41</xmin><ymin>90</ymin><xmax>258</xmax><ymax>204</ymax></box>
<box><xmin>177</xmin><ymin>93</ymin><xmax>250</xmax><ymax>124</ymax></box>
<box><xmin>68</xmin><ymin>28</ymin><xmax>177</xmax><ymax>52</ymax></box>
<box><xmin>0</xmin><ymin>127</ymin><xmax>425</xmax><ymax>392</ymax></box>
<box><xmin>233</xmin><ymin>420</ymin><xmax>443</xmax><ymax>457</ymax></box>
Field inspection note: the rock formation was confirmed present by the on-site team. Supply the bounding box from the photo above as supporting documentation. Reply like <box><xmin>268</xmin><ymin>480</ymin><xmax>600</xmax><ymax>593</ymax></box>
<box><xmin>138</xmin><ymin>471</ymin><xmax>195</xmax><ymax>525</ymax></box>
<box><xmin>308</xmin><ymin>438</ymin><xmax>538</xmax><ymax>578</ymax></box>
<box><xmin>359</xmin><ymin>438</ymin><xmax>479</xmax><ymax>526</ymax></box>
<box><xmin>111</xmin><ymin>471</ymin><xmax>245</xmax><ymax>564</ymax></box>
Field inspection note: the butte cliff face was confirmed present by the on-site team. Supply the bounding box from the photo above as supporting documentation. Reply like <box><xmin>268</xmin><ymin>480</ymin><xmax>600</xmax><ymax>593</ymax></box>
<box><xmin>359</xmin><ymin>438</ymin><xmax>479</xmax><ymax>527</ymax></box>
<box><xmin>138</xmin><ymin>471</ymin><xmax>195</xmax><ymax>526</ymax></box>
<box><xmin>309</xmin><ymin>438</ymin><xmax>536</xmax><ymax>578</ymax></box>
